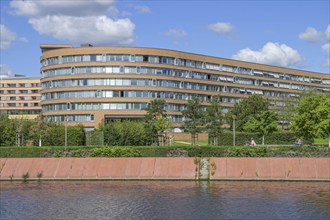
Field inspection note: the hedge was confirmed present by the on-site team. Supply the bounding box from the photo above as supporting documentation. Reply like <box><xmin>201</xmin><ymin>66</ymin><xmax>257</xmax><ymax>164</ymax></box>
<box><xmin>0</xmin><ymin>145</ymin><xmax>328</xmax><ymax>158</ymax></box>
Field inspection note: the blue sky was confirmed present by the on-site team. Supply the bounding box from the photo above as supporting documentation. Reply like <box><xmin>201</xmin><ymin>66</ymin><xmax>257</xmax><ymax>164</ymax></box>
<box><xmin>1</xmin><ymin>0</ymin><xmax>329</xmax><ymax>77</ymax></box>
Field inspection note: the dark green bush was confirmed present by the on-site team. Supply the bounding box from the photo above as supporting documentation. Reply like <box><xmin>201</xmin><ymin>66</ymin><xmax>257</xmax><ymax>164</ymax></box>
<box><xmin>103</xmin><ymin>121</ymin><xmax>147</xmax><ymax>146</ymax></box>
<box><xmin>41</xmin><ymin>124</ymin><xmax>86</xmax><ymax>146</ymax></box>
<box><xmin>90</xmin><ymin>147</ymin><xmax>142</xmax><ymax>157</ymax></box>
<box><xmin>0</xmin><ymin>145</ymin><xmax>328</xmax><ymax>158</ymax></box>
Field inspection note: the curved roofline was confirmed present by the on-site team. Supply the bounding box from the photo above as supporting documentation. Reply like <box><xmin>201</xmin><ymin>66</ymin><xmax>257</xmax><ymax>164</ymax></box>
<box><xmin>40</xmin><ymin>44</ymin><xmax>329</xmax><ymax>76</ymax></box>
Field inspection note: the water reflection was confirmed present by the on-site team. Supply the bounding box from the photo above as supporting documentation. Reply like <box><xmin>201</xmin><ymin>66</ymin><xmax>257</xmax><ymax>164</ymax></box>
<box><xmin>1</xmin><ymin>181</ymin><xmax>329</xmax><ymax>219</ymax></box>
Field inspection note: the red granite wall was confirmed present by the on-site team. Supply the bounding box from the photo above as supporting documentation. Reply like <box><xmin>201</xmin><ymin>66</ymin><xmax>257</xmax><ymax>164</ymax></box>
<box><xmin>0</xmin><ymin>157</ymin><xmax>329</xmax><ymax>181</ymax></box>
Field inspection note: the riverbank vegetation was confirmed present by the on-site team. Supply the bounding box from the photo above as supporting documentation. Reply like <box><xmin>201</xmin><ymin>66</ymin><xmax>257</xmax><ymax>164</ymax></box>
<box><xmin>0</xmin><ymin>93</ymin><xmax>328</xmax><ymax>148</ymax></box>
<box><xmin>0</xmin><ymin>145</ymin><xmax>329</xmax><ymax>158</ymax></box>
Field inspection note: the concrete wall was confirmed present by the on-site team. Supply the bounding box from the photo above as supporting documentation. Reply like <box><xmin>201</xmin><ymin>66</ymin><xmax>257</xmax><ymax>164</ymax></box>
<box><xmin>0</xmin><ymin>157</ymin><xmax>329</xmax><ymax>181</ymax></box>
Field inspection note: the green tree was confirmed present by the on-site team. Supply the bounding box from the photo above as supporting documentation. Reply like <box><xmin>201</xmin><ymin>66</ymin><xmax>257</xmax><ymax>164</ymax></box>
<box><xmin>226</xmin><ymin>94</ymin><xmax>269</xmax><ymax>131</ymax></box>
<box><xmin>154</xmin><ymin>116</ymin><xmax>170</xmax><ymax>146</ymax></box>
<box><xmin>206</xmin><ymin>96</ymin><xmax>223</xmax><ymax>146</ymax></box>
<box><xmin>243</xmin><ymin>110</ymin><xmax>278</xmax><ymax>145</ymax></box>
<box><xmin>103</xmin><ymin>120</ymin><xmax>123</xmax><ymax>146</ymax></box>
<box><xmin>278</xmin><ymin>95</ymin><xmax>299</xmax><ymax>130</ymax></box>
<box><xmin>291</xmin><ymin>94</ymin><xmax>330</xmax><ymax>145</ymax></box>
<box><xmin>30</xmin><ymin>115</ymin><xmax>49</xmax><ymax>146</ymax></box>
<box><xmin>103</xmin><ymin>120</ymin><xmax>147</xmax><ymax>146</ymax></box>
<box><xmin>144</xmin><ymin>99</ymin><xmax>167</xmax><ymax>145</ymax></box>
<box><xmin>182</xmin><ymin>97</ymin><xmax>205</xmax><ymax>146</ymax></box>
<box><xmin>0</xmin><ymin>114</ymin><xmax>16</xmax><ymax>146</ymax></box>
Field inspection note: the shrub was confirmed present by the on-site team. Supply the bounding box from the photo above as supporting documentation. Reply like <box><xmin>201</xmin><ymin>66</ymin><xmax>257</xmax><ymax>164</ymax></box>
<box><xmin>89</xmin><ymin>147</ymin><xmax>142</xmax><ymax>157</ymax></box>
<box><xmin>0</xmin><ymin>145</ymin><xmax>328</xmax><ymax>158</ymax></box>
<box><xmin>103</xmin><ymin>121</ymin><xmax>147</xmax><ymax>146</ymax></box>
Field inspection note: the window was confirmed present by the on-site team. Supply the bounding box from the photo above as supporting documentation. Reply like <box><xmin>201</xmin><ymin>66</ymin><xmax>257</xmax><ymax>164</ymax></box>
<box><xmin>130</xmin><ymin>54</ymin><xmax>136</xmax><ymax>62</ymax></box>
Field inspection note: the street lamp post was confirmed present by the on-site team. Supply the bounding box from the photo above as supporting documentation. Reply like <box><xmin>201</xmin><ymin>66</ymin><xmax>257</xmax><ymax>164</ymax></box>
<box><xmin>64</xmin><ymin>116</ymin><xmax>68</xmax><ymax>149</ymax></box>
<box><xmin>232</xmin><ymin>115</ymin><xmax>236</xmax><ymax>146</ymax></box>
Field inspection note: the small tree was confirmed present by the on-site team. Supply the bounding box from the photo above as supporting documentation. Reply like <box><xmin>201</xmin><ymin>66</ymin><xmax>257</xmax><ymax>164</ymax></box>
<box><xmin>154</xmin><ymin>116</ymin><xmax>170</xmax><ymax>146</ymax></box>
<box><xmin>30</xmin><ymin>115</ymin><xmax>49</xmax><ymax>146</ymax></box>
<box><xmin>182</xmin><ymin>97</ymin><xmax>205</xmax><ymax>146</ymax></box>
<box><xmin>243</xmin><ymin>110</ymin><xmax>278</xmax><ymax>145</ymax></box>
<box><xmin>206</xmin><ymin>96</ymin><xmax>223</xmax><ymax>146</ymax></box>
<box><xmin>144</xmin><ymin>99</ymin><xmax>167</xmax><ymax>145</ymax></box>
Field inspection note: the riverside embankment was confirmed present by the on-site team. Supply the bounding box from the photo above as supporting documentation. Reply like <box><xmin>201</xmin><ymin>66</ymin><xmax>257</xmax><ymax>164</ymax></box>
<box><xmin>0</xmin><ymin>157</ymin><xmax>329</xmax><ymax>181</ymax></box>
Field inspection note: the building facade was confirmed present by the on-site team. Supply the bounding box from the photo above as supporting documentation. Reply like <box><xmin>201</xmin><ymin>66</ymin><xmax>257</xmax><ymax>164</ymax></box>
<box><xmin>0</xmin><ymin>75</ymin><xmax>41</xmax><ymax>119</ymax></box>
<box><xmin>40</xmin><ymin>44</ymin><xmax>330</xmax><ymax>129</ymax></box>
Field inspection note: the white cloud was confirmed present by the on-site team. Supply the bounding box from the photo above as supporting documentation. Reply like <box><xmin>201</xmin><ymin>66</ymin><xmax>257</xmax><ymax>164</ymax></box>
<box><xmin>29</xmin><ymin>15</ymin><xmax>135</xmax><ymax>45</ymax></box>
<box><xmin>126</xmin><ymin>4</ymin><xmax>151</xmax><ymax>14</ymax></box>
<box><xmin>10</xmin><ymin>0</ymin><xmax>136</xmax><ymax>45</ymax></box>
<box><xmin>299</xmin><ymin>27</ymin><xmax>323</xmax><ymax>43</ymax></box>
<box><xmin>163</xmin><ymin>29</ymin><xmax>187</xmax><ymax>38</ymax></box>
<box><xmin>323</xmin><ymin>59</ymin><xmax>330</xmax><ymax>67</ymax></box>
<box><xmin>322</xmin><ymin>43</ymin><xmax>330</xmax><ymax>55</ymax></box>
<box><xmin>134</xmin><ymin>5</ymin><xmax>151</xmax><ymax>14</ymax></box>
<box><xmin>19</xmin><ymin>37</ymin><xmax>28</xmax><ymax>43</ymax></box>
<box><xmin>322</xmin><ymin>43</ymin><xmax>330</xmax><ymax>68</ymax></box>
<box><xmin>325</xmin><ymin>25</ymin><xmax>330</xmax><ymax>40</ymax></box>
<box><xmin>120</xmin><ymin>11</ymin><xmax>132</xmax><ymax>17</ymax></box>
<box><xmin>232</xmin><ymin>42</ymin><xmax>304</xmax><ymax>68</ymax></box>
<box><xmin>208</xmin><ymin>22</ymin><xmax>234</xmax><ymax>33</ymax></box>
<box><xmin>163</xmin><ymin>29</ymin><xmax>187</xmax><ymax>45</ymax></box>
<box><xmin>0</xmin><ymin>64</ymin><xmax>14</xmax><ymax>77</ymax></box>
<box><xmin>10</xmin><ymin>0</ymin><xmax>117</xmax><ymax>17</ymax></box>
<box><xmin>0</xmin><ymin>24</ymin><xmax>17</xmax><ymax>49</ymax></box>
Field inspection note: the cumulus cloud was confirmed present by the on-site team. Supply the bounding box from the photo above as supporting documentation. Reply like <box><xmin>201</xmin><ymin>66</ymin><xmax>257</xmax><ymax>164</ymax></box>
<box><xmin>0</xmin><ymin>24</ymin><xmax>17</xmax><ymax>49</ymax></box>
<box><xmin>19</xmin><ymin>37</ymin><xmax>28</xmax><ymax>43</ymax></box>
<box><xmin>322</xmin><ymin>42</ymin><xmax>330</xmax><ymax>68</ymax></box>
<box><xmin>0</xmin><ymin>64</ymin><xmax>15</xmax><ymax>77</ymax></box>
<box><xmin>10</xmin><ymin>0</ymin><xmax>117</xmax><ymax>17</ymax></box>
<box><xmin>299</xmin><ymin>27</ymin><xmax>323</xmax><ymax>43</ymax></box>
<box><xmin>323</xmin><ymin>59</ymin><xmax>330</xmax><ymax>67</ymax></box>
<box><xmin>232</xmin><ymin>42</ymin><xmax>304</xmax><ymax>68</ymax></box>
<box><xmin>10</xmin><ymin>0</ymin><xmax>136</xmax><ymax>45</ymax></box>
<box><xmin>133</xmin><ymin>5</ymin><xmax>151</xmax><ymax>14</ymax></box>
<box><xmin>326</xmin><ymin>25</ymin><xmax>330</xmax><ymax>40</ymax></box>
<box><xmin>322</xmin><ymin>43</ymin><xmax>330</xmax><ymax>55</ymax></box>
<box><xmin>29</xmin><ymin>15</ymin><xmax>135</xmax><ymax>45</ymax></box>
<box><xmin>126</xmin><ymin>4</ymin><xmax>151</xmax><ymax>14</ymax></box>
<box><xmin>163</xmin><ymin>29</ymin><xmax>187</xmax><ymax>38</ymax></box>
<box><xmin>163</xmin><ymin>29</ymin><xmax>187</xmax><ymax>45</ymax></box>
<box><xmin>208</xmin><ymin>22</ymin><xmax>234</xmax><ymax>33</ymax></box>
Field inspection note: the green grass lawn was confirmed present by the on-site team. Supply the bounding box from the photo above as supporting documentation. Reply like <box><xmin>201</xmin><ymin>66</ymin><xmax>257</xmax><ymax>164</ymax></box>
<box><xmin>314</xmin><ymin>138</ymin><xmax>328</xmax><ymax>145</ymax></box>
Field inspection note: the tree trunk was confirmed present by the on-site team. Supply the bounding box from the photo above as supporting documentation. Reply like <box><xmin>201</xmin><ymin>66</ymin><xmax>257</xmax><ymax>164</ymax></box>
<box><xmin>262</xmin><ymin>135</ymin><xmax>265</xmax><ymax>145</ymax></box>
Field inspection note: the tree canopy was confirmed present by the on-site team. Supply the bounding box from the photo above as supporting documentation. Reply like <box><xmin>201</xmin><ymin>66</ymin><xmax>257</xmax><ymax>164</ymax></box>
<box><xmin>290</xmin><ymin>93</ymin><xmax>330</xmax><ymax>144</ymax></box>
<box><xmin>243</xmin><ymin>110</ymin><xmax>278</xmax><ymax>145</ymax></box>
<box><xmin>227</xmin><ymin>94</ymin><xmax>269</xmax><ymax>131</ymax></box>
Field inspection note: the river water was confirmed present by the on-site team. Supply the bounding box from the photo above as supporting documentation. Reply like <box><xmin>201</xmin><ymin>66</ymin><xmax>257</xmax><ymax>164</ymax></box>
<box><xmin>1</xmin><ymin>181</ymin><xmax>329</xmax><ymax>219</ymax></box>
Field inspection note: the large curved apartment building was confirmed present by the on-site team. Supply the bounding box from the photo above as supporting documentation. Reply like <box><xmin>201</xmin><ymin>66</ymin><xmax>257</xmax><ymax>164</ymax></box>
<box><xmin>40</xmin><ymin>44</ymin><xmax>330</xmax><ymax>129</ymax></box>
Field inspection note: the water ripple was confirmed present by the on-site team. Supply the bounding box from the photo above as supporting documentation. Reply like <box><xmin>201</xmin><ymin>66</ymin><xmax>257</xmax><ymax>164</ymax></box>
<box><xmin>0</xmin><ymin>181</ymin><xmax>329</xmax><ymax>219</ymax></box>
